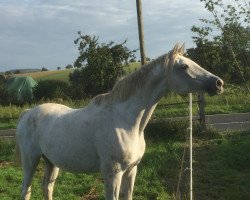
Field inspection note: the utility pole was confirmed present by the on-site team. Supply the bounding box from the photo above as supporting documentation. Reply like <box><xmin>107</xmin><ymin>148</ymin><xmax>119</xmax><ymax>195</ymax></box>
<box><xmin>136</xmin><ymin>0</ymin><xmax>147</xmax><ymax>65</ymax></box>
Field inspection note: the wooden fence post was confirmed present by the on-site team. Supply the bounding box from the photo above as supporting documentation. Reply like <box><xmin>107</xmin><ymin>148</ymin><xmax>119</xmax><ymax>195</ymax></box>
<box><xmin>136</xmin><ymin>0</ymin><xmax>147</xmax><ymax>66</ymax></box>
<box><xmin>198</xmin><ymin>92</ymin><xmax>206</xmax><ymax>130</ymax></box>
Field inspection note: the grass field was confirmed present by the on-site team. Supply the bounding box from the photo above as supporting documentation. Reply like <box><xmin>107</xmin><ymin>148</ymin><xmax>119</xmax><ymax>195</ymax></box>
<box><xmin>0</xmin><ymin>129</ymin><xmax>249</xmax><ymax>199</ymax></box>
<box><xmin>14</xmin><ymin>62</ymin><xmax>141</xmax><ymax>83</ymax></box>
<box><xmin>15</xmin><ymin>69</ymin><xmax>74</xmax><ymax>82</ymax></box>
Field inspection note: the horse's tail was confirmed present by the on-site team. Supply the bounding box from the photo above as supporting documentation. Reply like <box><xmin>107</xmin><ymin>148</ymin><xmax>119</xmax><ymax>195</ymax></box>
<box><xmin>14</xmin><ymin>109</ymin><xmax>30</xmax><ymax>166</ymax></box>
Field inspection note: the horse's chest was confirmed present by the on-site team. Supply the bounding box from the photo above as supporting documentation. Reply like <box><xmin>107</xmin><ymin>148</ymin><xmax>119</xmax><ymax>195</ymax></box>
<box><xmin>102</xmin><ymin>133</ymin><xmax>146</xmax><ymax>172</ymax></box>
<box><xmin>119</xmin><ymin>145</ymin><xmax>144</xmax><ymax>170</ymax></box>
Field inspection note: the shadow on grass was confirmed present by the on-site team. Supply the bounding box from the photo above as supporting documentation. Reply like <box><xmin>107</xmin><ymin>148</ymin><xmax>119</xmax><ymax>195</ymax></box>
<box><xmin>193</xmin><ymin>131</ymin><xmax>250</xmax><ymax>200</ymax></box>
<box><xmin>140</xmin><ymin>127</ymin><xmax>250</xmax><ymax>200</ymax></box>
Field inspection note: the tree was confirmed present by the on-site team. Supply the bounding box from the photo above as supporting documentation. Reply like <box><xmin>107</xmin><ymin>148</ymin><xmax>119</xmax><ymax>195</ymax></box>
<box><xmin>5</xmin><ymin>71</ymin><xmax>13</xmax><ymax>76</ymax></box>
<box><xmin>0</xmin><ymin>75</ymin><xmax>8</xmax><ymax>105</ymax></box>
<box><xmin>187</xmin><ymin>0</ymin><xmax>250</xmax><ymax>87</ymax></box>
<box><xmin>65</xmin><ymin>64</ymin><xmax>73</xmax><ymax>69</ymax></box>
<box><xmin>42</xmin><ymin>67</ymin><xmax>48</xmax><ymax>71</ymax></box>
<box><xmin>0</xmin><ymin>74</ymin><xmax>5</xmax><ymax>84</ymax></box>
<box><xmin>70</xmin><ymin>32</ymin><xmax>136</xmax><ymax>98</ymax></box>
<box><xmin>129</xmin><ymin>58</ymin><xmax>136</xmax><ymax>63</ymax></box>
<box><xmin>14</xmin><ymin>70</ymin><xmax>21</xmax><ymax>74</ymax></box>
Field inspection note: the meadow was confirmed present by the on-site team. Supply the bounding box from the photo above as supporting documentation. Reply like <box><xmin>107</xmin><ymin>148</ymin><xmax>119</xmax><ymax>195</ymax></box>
<box><xmin>15</xmin><ymin>69</ymin><xmax>74</xmax><ymax>82</ymax></box>
<box><xmin>13</xmin><ymin>62</ymin><xmax>138</xmax><ymax>83</ymax></box>
<box><xmin>0</xmin><ymin>129</ymin><xmax>249</xmax><ymax>199</ymax></box>
<box><xmin>1</xmin><ymin>68</ymin><xmax>250</xmax><ymax>199</ymax></box>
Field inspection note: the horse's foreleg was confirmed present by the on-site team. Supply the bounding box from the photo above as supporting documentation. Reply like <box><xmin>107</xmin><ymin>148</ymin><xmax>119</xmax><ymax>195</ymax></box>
<box><xmin>42</xmin><ymin>156</ymin><xmax>59</xmax><ymax>200</ymax></box>
<box><xmin>119</xmin><ymin>166</ymin><xmax>137</xmax><ymax>200</ymax></box>
<box><xmin>102</xmin><ymin>171</ymin><xmax>123</xmax><ymax>200</ymax></box>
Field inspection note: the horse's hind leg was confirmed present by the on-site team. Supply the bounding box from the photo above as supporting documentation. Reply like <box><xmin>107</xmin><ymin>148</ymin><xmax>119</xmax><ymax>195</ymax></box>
<box><xmin>42</xmin><ymin>156</ymin><xmax>59</xmax><ymax>200</ymax></box>
<box><xmin>21</xmin><ymin>150</ymin><xmax>41</xmax><ymax>200</ymax></box>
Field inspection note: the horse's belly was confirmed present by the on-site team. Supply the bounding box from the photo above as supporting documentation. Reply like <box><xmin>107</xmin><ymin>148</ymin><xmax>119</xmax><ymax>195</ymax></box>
<box><xmin>42</xmin><ymin>141</ymin><xmax>100</xmax><ymax>173</ymax></box>
<box><xmin>56</xmin><ymin>157</ymin><xmax>100</xmax><ymax>173</ymax></box>
<box><xmin>45</xmin><ymin>151</ymin><xmax>100</xmax><ymax>173</ymax></box>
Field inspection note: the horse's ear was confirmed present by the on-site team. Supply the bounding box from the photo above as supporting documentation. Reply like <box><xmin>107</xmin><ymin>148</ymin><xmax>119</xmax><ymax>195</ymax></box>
<box><xmin>180</xmin><ymin>43</ymin><xmax>185</xmax><ymax>55</ymax></box>
<box><xmin>167</xmin><ymin>44</ymin><xmax>179</xmax><ymax>65</ymax></box>
<box><xmin>169</xmin><ymin>43</ymin><xmax>184</xmax><ymax>60</ymax></box>
<box><xmin>173</xmin><ymin>44</ymin><xmax>179</xmax><ymax>55</ymax></box>
<box><xmin>169</xmin><ymin>43</ymin><xmax>180</xmax><ymax>58</ymax></box>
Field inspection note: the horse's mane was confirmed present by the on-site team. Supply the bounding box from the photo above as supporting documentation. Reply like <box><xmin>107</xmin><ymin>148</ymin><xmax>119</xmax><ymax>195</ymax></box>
<box><xmin>91</xmin><ymin>43</ymin><xmax>184</xmax><ymax>105</ymax></box>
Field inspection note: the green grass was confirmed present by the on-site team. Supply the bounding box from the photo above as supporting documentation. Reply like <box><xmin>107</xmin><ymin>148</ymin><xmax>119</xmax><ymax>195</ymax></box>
<box><xmin>34</xmin><ymin>70</ymin><xmax>73</xmax><ymax>82</ymax></box>
<box><xmin>194</xmin><ymin>131</ymin><xmax>250</xmax><ymax>200</ymax></box>
<box><xmin>0</xmin><ymin>129</ymin><xmax>249</xmax><ymax>199</ymax></box>
<box><xmin>126</xmin><ymin>62</ymin><xmax>141</xmax><ymax>73</ymax></box>
<box><xmin>0</xmin><ymin>100</ymin><xmax>89</xmax><ymax>130</ymax></box>
<box><xmin>0</xmin><ymin>119</ymin><xmax>17</xmax><ymax>130</ymax></box>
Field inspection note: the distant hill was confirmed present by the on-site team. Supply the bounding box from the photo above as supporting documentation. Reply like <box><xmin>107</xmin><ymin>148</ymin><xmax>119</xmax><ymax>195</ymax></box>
<box><xmin>15</xmin><ymin>69</ymin><xmax>74</xmax><ymax>82</ymax></box>
<box><xmin>1</xmin><ymin>63</ymin><xmax>140</xmax><ymax>82</ymax></box>
<box><xmin>5</xmin><ymin>68</ymin><xmax>41</xmax><ymax>74</ymax></box>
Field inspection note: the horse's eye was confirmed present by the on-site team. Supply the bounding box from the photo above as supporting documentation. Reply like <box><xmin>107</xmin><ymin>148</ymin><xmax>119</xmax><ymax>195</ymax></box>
<box><xmin>182</xmin><ymin>64</ymin><xmax>189</xmax><ymax>70</ymax></box>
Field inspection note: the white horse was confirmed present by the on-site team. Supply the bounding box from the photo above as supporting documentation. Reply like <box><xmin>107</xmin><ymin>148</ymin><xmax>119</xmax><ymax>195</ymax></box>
<box><xmin>16</xmin><ymin>44</ymin><xmax>223</xmax><ymax>200</ymax></box>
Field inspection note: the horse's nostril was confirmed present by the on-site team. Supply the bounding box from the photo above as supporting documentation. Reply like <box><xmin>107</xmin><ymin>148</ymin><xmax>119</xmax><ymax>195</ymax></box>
<box><xmin>216</xmin><ymin>79</ymin><xmax>223</xmax><ymax>88</ymax></box>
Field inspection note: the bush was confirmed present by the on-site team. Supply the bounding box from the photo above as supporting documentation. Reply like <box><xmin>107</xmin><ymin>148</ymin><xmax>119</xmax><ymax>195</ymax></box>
<box><xmin>0</xmin><ymin>87</ymin><xmax>9</xmax><ymax>105</ymax></box>
<box><xmin>0</xmin><ymin>75</ymin><xmax>9</xmax><ymax>105</ymax></box>
<box><xmin>33</xmin><ymin>80</ymin><xmax>69</xmax><ymax>101</ymax></box>
<box><xmin>66</xmin><ymin>64</ymin><xmax>73</xmax><ymax>69</ymax></box>
<box><xmin>41</xmin><ymin>67</ymin><xmax>48</xmax><ymax>71</ymax></box>
<box><xmin>145</xmin><ymin>120</ymin><xmax>189</xmax><ymax>142</ymax></box>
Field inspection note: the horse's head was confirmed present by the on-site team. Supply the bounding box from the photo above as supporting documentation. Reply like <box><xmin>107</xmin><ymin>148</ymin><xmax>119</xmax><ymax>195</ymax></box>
<box><xmin>166</xmin><ymin>44</ymin><xmax>224</xmax><ymax>95</ymax></box>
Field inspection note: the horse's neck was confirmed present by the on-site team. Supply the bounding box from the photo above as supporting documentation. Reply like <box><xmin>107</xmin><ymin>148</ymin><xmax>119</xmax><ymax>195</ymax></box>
<box><xmin>119</xmin><ymin>63</ymin><xmax>168</xmax><ymax>133</ymax></box>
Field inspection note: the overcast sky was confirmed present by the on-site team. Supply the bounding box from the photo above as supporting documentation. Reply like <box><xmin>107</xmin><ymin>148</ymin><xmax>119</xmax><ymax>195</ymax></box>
<box><xmin>0</xmin><ymin>0</ymin><xmax>212</xmax><ymax>72</ymax></box>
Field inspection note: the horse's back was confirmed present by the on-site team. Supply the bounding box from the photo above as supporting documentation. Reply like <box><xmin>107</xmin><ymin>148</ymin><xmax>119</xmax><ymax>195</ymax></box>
<box><xmin>17</xmin><ymin>103</ymin><xmax>72</xmax><ymax>133</ymax></box>
<box><xmin>32</xmin><ymin>103</ymin><xmax>73</xmax><ymax>117</ymax></box>
<box><xmin>17</xmin><ymin>104</ymin><xmax>67</xmax><ymax>144</ymax></box>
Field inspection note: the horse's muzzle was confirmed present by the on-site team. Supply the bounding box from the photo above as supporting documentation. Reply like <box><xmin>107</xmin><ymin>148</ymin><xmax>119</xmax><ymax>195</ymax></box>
<box><xmin>206</xmin><ymin>77</ymin><xmax>224</xmax><ymax>95</ymax></box>
<box><xmin>216</xmin><ymin>78</ymin><xmax>224</xmax><ymax>94</ymax></box>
